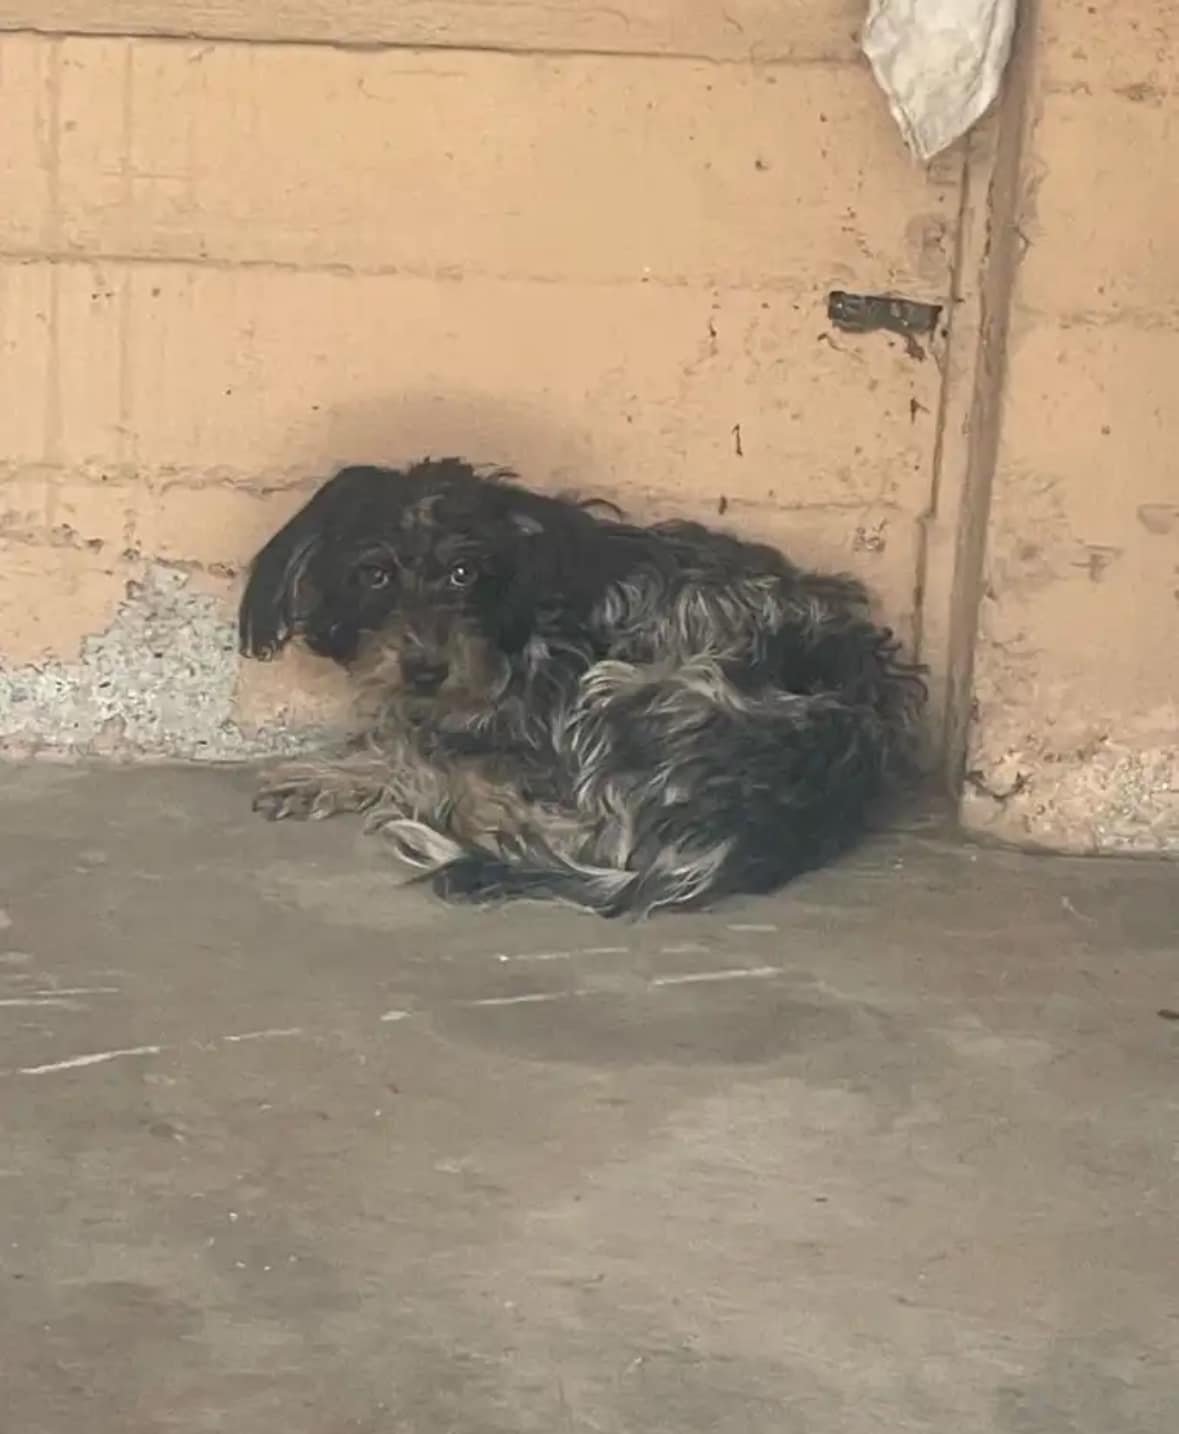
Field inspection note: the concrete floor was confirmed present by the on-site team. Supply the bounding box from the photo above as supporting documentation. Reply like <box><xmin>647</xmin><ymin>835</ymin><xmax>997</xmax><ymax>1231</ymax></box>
<box><xmin>0</xmin><ymin>765</ymin><xmax>1176</xmax><ymax>1433</ymax></box>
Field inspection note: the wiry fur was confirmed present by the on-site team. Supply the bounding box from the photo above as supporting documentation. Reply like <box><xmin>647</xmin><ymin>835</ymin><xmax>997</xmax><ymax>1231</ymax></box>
<box><xmin>239</xmin><ymin>459</ymin><xmax>927</xmax><ymax>917</ymax></box>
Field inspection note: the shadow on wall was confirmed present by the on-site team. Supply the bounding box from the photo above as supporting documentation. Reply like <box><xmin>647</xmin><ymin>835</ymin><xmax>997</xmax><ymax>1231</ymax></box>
<box><xmin>284</xmin><ymin>387</ymin><xmax>912</xmax><ymax>594</ymax></box>
<box><xmin>293</xmin><ymin>390</ymin><xmax>606</xmax><ymax>500</ymax></box>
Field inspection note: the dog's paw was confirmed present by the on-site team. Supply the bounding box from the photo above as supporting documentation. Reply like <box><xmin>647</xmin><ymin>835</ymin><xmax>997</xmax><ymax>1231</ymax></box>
<box><xmin>252</xmin><ymin>776</ymin><xmax>333</xmax><ymax>822</ymax></box>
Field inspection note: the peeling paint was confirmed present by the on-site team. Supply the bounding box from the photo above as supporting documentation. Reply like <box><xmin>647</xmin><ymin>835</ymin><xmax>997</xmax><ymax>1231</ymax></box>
<box><xmin>0</xmin><ymin>564</ymin><xmax>325</xmax><ymax>760</ymax></box>
<box><xmin>964</xmin><ymin>729</ymin><xmax>1179</xmax><ymax>855</ymax></box>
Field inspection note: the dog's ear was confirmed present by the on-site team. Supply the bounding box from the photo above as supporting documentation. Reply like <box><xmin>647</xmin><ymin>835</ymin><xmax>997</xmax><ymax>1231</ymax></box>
<box><xmin>238</xmin><ymin>466</ymin><xmax>400</xmax><ymax>659</ymax></box>
<box><xmin>482</xmin><ymin>504</ymin><xmax>548</xmax><ymax>651</ymax></box>
<box><xmin>494</xmin><ymin>494</ymin><xmax>606</xmax><ymax>650</ymax></box>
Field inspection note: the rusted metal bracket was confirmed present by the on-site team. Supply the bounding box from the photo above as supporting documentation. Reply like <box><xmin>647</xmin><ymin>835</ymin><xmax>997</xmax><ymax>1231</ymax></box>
<box><xmin>826</xmin><ymin>290</ymin><xmax>943</xmax><ymax>359</ymax></box>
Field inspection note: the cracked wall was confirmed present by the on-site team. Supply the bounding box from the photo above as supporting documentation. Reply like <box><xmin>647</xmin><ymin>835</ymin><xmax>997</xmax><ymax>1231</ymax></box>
<box><xmin>0</xmin><ymin>8</ymin><xmax>961</xmax><ymax>758</ymax></box>
<box><xmin>961</xmin><ymin>0</ymin><xmax>1179</xmax><ymax>854</ymax></box>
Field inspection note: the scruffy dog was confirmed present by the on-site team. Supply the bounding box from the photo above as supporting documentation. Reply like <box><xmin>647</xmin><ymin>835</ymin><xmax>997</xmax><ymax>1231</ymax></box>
<box><xmin>239</xmin><ymin>459</ymin><xmax>926</xmax><ymax>917</ymax></box>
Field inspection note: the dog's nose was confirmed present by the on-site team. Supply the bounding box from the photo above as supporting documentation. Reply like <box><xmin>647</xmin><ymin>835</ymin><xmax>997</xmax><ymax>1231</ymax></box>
<box><xmin>402</xmin><ymin>654</ymin><xmax>449</xmax><ymax>693</ymax></box>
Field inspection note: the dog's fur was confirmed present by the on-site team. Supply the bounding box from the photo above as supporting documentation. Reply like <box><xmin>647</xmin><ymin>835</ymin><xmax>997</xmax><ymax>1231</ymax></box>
<box><xmin>239</xmin><ymin>459</ymin><xmax>927</xmax><ymax>917</ymax></box>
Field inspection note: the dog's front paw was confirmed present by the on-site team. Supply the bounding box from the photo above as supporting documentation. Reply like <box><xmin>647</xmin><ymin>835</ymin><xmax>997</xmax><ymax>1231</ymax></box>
<box><xmin>253</xmin><ymin>763</ymin><xmax>387</xmax><ymax>822</ymax></box>
<box><xmin>252</xmin><ymin>773</ymin><xmax>333</xmax><ymax>822</ymax></box>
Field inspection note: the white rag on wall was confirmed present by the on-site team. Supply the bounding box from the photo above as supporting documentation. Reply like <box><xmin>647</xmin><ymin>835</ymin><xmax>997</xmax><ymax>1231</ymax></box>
<box><xmin>861</xmin><ymin>0</ymin><xmax>1018</xmax><ymax>162</ymax></box>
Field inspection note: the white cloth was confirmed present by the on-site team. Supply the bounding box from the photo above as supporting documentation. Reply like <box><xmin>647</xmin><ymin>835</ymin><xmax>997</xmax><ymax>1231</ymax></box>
<box><xmin>861</xmin><ymin>0</ymin><xmax>1018</xmax><ymax>162</ymax></box>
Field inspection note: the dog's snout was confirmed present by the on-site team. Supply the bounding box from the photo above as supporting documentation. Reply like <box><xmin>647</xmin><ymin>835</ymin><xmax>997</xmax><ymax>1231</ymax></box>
<box><xmin>402</xmin><ymin>653</ymin><xmax>450</xmax><ymax>693</ymax></box>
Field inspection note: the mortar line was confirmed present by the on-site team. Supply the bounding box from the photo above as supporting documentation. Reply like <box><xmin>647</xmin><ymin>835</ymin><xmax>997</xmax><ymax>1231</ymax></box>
<box><xmin>1</xmin><ymin>26</ymin><xmax>860</xmax><ymax>70</ymax></box>
<box><xmin>0</xmin><ymin>246</ymin><xmax>839</xmax><ymax>296</ymax></box>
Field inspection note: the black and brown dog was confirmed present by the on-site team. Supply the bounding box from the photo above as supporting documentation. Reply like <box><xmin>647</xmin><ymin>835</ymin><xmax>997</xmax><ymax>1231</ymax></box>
<box><xmin>239</xmin><ymin>459</ymin><xmax>926</xmax><ymax>917</ymax></box>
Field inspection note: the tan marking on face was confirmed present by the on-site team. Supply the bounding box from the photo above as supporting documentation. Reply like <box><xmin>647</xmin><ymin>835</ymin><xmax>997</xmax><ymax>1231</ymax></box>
<box><xmin>350</xmin><ymin>619</ymin><xmax>509</xmax><ymax>731</ymax></box>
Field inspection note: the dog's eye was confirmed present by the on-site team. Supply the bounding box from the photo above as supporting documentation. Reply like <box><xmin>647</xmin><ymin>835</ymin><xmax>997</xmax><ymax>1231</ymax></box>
<box><xmin>447</xmin><ymin>560</ymin><xmax>478</xmax><ymax>589</ymax></box>
<box><xmin>356</xmin><ymin>563</ymin><xmax>392</xmax><ymax>591</ymax></box>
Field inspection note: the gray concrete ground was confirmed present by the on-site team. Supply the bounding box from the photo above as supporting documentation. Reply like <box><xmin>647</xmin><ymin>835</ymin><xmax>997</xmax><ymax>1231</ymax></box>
<box><xmin>0</xmin><ymin>764</ymin><xmax>1176</xmax><ymax>1434</ymax></box>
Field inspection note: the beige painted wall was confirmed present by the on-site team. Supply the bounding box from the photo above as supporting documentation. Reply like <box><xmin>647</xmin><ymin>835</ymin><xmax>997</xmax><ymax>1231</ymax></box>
<box><xmin>960</xmin><ymin>0</ymin><xmax>1179</xmax><ymax>853</ymax></box>
<box><xmin>0</xmin><ymin>4</ymin><xmax>960</xmax><ymax>757</ymax></box>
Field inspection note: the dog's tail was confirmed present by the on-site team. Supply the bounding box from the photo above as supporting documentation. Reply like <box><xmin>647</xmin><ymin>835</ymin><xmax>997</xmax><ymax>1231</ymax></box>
<box><xmin>374</xmin><ymin>818</ymin><xmax>645</xmax><ymax>917</ymax></box>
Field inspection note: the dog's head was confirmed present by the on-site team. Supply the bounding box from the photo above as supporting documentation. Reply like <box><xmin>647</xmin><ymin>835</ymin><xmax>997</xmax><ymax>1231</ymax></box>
<box><xmin>239</xmin><ymin>458</ymin><xmax>525</xmax><ymax>666</ymax></box>
<box><xmin>242</xmin><ymin>456</ymin><xmax>636</xmax><ymax>708</ymax></box>
<box><xmin>361</xmin><ymin>465</ymin><xmax>600</xmax><ymax>702</ymax></box>
<box><xmin>240</xmin><ymin>457</ymin><xmax>623</xmax><ymax>704</ymax></box>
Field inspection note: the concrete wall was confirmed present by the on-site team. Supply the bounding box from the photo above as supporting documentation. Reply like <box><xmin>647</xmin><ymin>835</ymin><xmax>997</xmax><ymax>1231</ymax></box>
<box><xmin>0</xmin><ymin>4</ymin><xmax>961</xmax><ymax>758</ymax></box>
<box><xmin>959</xmin><ymin>0</ymin><xmax>1179</xmax><ymax>854</ymax></box>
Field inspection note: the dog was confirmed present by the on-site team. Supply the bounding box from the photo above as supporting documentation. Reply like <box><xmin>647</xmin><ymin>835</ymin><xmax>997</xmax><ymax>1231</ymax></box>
<box><xmin>238</xmin><ymin>458</ymin><xmax>927</xmax><ymax>917</ymax></box>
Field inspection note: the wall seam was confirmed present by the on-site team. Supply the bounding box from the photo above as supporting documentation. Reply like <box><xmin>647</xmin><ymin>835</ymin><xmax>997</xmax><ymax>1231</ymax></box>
<box><xmin>0</xmin><ymin>25</ymin><xmax>859</xmax><ymax>68</ymax></box>
<box><xmin>941</xmin><ymin>0</ymin><xmax>1042</xmax><ymax>795</ymax></box>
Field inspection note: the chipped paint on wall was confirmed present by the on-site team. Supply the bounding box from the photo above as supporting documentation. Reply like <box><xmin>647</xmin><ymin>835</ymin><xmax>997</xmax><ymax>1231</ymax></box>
<box><xmin>0</xmin><ymin>565</ymin><xmax>329</xmax><ymax>760</ymax></box>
